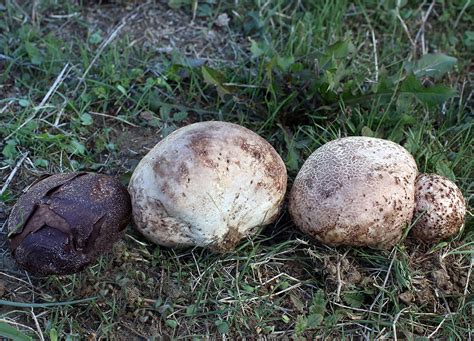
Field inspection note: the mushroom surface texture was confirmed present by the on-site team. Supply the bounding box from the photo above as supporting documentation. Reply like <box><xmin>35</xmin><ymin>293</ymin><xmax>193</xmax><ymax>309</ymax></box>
<box><xmin>128</xmin><ymin>121</ymin><xmax>287</xmax><ymax>251</ymax></box>
<box><xmin>411</xmin><ymin>173</ymin><xmax>466</xmax><ymax>243</ymax></box>
<box><xmin>8</xmin><ymin>172</ymin><xmax>131</xmax><ymax>276</ymax></box>
<box><xmin>289</xmin><ymin>136</ymin><xmax>418</xmax><ymax>249</ymax></box>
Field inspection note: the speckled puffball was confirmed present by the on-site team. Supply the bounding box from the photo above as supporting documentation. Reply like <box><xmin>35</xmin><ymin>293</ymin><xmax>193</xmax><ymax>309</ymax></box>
<box><xmin>289</xmin><ymin>137</ymin><xmax>418</xmax><ymax>249</ymax></box>
<box><xmin>411</xmin><ymin>174</ymin><xmax>466</xmax><ymax>243</ymax></box>
<box><xmin>128</xmin><ymin>121</ymin><xmax>287</xmax><ymax>251</ymax></box>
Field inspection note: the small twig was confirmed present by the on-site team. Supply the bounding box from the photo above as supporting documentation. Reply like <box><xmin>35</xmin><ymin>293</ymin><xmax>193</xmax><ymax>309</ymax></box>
<box><xmin>392</xmin><ymin>307</ymin><xmax>409</xmax><ymax>341</ymax></box>
<box><xmin>463</xmin><ymin>256</ymin><xmax>472</xmax><ymax>298</ymax></box>
<box><xmin>49</xmin><ymin>13</ymin><xmax>80</xmax><ymax>19</ymax></box>
<box><xmin>428</xmin><ymin>313</ymin><xmax>454</xmax><ymax>338</ymax></box>
<box><xmin>31</xmin><ymin>0</ymin><xmax>39</xmax><ymax>24</ymax></box>
<box><xmin>414</xmin><ymin>1</ymin><xmax>436</xmax><ymax>55</ymax></box>
<box><xmin>0</xmin><ymin>272</ymin><xmax>42</xmax><ymax>291</ymax></box>
<box><xmin>331</xmin><ymin>301</ymin><xmax>391</xmax><ymax>317</ymax></box>
<box><xmin>396</xmin><ymin>10</ymin><xmax>416</xmax><ymax>54</ymax></box>
<box><xmin>88</xmin><ymin>111</ymin><xmax>138</xmax><ymax>127</ymax></box>
<box><xmin>0</xmin><ymin>100</ymin><xmax>14</xmax><ymax>114</ymax></box>
<box><xmin>0</xmin><ymin>151</ymin><xmax>29</xmax><ymax>196</ymax></box>
<box><xmin>371</xmin><ymin>29</ymin><xmax>379</xmax><ymax>82</ymax></box>
<box><xmin>53</xmin><ymin>107</ymin><xmax>65</xmax><ymax>127</ymax></box>
<box><xmin>368</xmin><ymin>249</ymin><xmax>397</xmax><ymax>312</ymax></box>
<box><xmin>31</xmin><ymin>308</ymin><xmax>45</xmax><ymax>341</ymax></box>
<box><xmin>336</xmin><ymin>250</ymin><xmax>349</xmax><ymax>302</ymax></box>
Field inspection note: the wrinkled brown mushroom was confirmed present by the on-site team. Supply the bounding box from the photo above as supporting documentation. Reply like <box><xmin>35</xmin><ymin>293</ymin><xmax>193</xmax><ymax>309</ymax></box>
<box><xmin>128</xmin><ymin>121</ymin><xmax>287</xmax><ymax>251</ymax></box>
<box><xmin>289</xmin><ymin>136</ymin><xmax>418</xmax><ymax>249</ymax></box>
<box><xmin>411</xmin><ymin>173</ymin><xmax>466</xmax><ymax>243</ymax></box>
<box><xmin>8</xmin><ymin>172</ymin><xmax>131</xmax><ymax>276</ymax></box>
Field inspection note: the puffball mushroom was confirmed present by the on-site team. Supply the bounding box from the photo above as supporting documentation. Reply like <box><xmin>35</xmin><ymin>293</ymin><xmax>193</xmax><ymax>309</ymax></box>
<box><xmin>289</xmin><ymin>136</ymin><xmax>418</xmax><ymax>249</ymax></box>
<box><xmin>411</xmin><ymin>174</ymin><xmax>466</xmax><ymax>243</ymax></box>
<box><xmin>8</xmin><ymin>172</ymin><xmax>131</xmax><ymax>276</ymax></box>
<box><xmin>128</xmin><ymin>121</ymin><xmax>287</xmax><ymax>251</ymax></box>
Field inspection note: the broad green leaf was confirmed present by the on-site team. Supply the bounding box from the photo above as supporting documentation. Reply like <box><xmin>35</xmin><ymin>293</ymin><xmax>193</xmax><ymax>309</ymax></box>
<box><xmin>34</xmin><ymin>158</ymin><xmax>49</xmax><ymax>167</ymax></box>
<box><xmin>405</xmin><ymin>53</ymin><xmax>457</xmax><ymax>78</ymax></box>
<box><xmin>80</xmin><ymin>113</ymin><xmax>93</xmax><ymax>126</ymax></box>
<box><xmin>160</xmin><ymin>103</ymin><xmax>172</xmax><ymax>120</ymax></box>
<box><xmin>36</xmin><ymin>133</ymin><xmax>66</xmax><ymax>142</ymax></box>
<box><xmin>2</xmin><ymin>140</ymin><xmax>18</xmax><ymax>160</ymax></box>
<box><xmin>173</xmin><ymin>111</ymin><xmax>188</xmax><ymax>122</ymax></box>
<box><xmin>244</xmin><ymin>11</ymin><xmax>264</xmax><ymax>36</ymax></box>
<box><xmin>49</xmin><ymin>328</ymin><xmax>58</xmax><ymax>341</ymax></box>
<box><xmin>165</xmin><ymin>319</ymin><xmax>178</xmax><ymax>329</ymax></box>
<box><xmin>435</xmin><ymin>160</ymin><xmax>456</xmax><ymax>180</ymax></box>
<box><xmin>400</xmin><ymin>75</ymin><xmax>456</xmax><ymax>105</ymax></box>
<box><xmin>186</xmin><ymin>304</ymin><xmax>198</xmax><ymax>316</ymax></box>
<box><xmin>88</xmin><ymin>31</ymin><xmax>103</xmax><ymax>44</ymax></box>
<box><xmin>168</xmin><ymin>0</ymin><xmax>191</xmax><ymax>9</ymax></box>
<box><xmin>326</xmin><ymin>40</ymin><xmax>354</xmax><ymax>59</ymax></box>
<box><xmin>361</xmin><ymin>126</ymin><xmax>376</xmax><ymax>137</ymax></box>
<box><xmin>290</xmin><ymin>294</ymin><xmax>305</xmax><ymax>312</ymax></box>
<box><xmin>462</xmin><ymin>31</ymin><xmax>474</xmax><ymax>49</ymax></box>
<box><xmin>215</xmin><ymin>320</ymin><xmax>229</xmax><ymax>334</ymax></box>
<box><xmin>68</xmin><ymin>139</ymin><xmax>86</xmax><ymax>155</ymax></box>
<box><xmin>250</xmin><ymin>39</ymin><xmax>265</xmax><ymax>58</ymax></box>
<box><xmin>25</xmin><ymin>42</ymin><xmax>44</xmax><ymax>65</ymax></box>
<box><xmin>0</xmin><ymin>322</ymin><xmax>32</xmax><ymax>341</ymax></box>
<box><xmin>276</xmin><ymin>56</ymin><xmax>294</xmax><ymax>71</ymax></box>
<box><xmin>279</xmin><ymin>124</ymin><xmax>300</xmax><ymax>171</ymax></box>
<box><xmin>242</xmin><ymin>284</ymin><xmax>255</xmax><ymax>293</ymax></box>
<box><xmin>306</xmin><ymin>313</ymin><xmax>323</xmax><ymax>328</ymax></box>
<box><xmin>201</xmin><ymin>65</ymin><xmax>232</xmax><ymax>98</ymax></box>
<box><xmin>318</xmin><ymin>40</ymin><xmax>353</xmax><ymax>77</ymax></box>
<box><xmin>343</xmin><ymin>291</ymin><xmax>365</xmax><ymax>308</ymax></box>
<box><xmin>309</xmin><ymin>289</ymin><xmax>326</xmax><ymax>315</ymax></box>
<box><xmin>294</xmin><ymin>315</ymin><xmax>308</xmax><ymax>336</ymax></box>
<box><xmin>18</xmin><ymin>99</ymin><xmax>30</xmax><ymax>107</ymax></box>
<box><xmin>116</xmin><ymin>85</ymin><xmax>127</xmax><ymax>96</ymax></box>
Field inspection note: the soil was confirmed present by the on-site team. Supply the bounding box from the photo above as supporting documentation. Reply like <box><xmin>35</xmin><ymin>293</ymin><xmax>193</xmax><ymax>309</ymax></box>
<box><xmin>53</xmin><ymin>1</ymin><xmax>248</xmax><ymax>64</ymax></box>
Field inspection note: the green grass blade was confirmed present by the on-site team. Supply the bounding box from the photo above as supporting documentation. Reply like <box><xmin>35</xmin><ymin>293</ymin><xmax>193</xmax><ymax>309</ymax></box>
<box><xmin>0</xmin><ymin>322</ymin><xmax>32</xmax><ymax>341</ymax></box>
<box><xmin>0</xmin><ymin>296</ymin><xmax>97</xmax><ymax>308</ymax></box>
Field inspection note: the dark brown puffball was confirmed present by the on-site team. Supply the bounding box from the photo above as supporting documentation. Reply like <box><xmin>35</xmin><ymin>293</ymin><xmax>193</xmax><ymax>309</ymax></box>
<box><xmin>8</xmin><ymin>172</ymin><xmax>131</xmax><ymax>276</ymax></box>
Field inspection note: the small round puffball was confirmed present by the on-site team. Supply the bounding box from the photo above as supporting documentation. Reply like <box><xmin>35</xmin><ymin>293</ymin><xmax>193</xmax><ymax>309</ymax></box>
<box><xmin>411</xmin><ymin>173</ymin><xmax>466</xmax><ymax>243</ymax></box>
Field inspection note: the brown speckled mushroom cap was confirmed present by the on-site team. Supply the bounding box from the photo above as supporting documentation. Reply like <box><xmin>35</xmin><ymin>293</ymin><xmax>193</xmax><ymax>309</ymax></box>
<box><xmin>289</xmin><ymin>136</ymin><xmax>418</xmax><ymax>249</ymax></box>
<box><xmin>411</xmin><ymin>174</ymin><xmax>466</xmax><ymax>243</ymax></box>
<box><xmin>8</xmin><ymin>172</ymin><xmax>131</xmax><ymax>276</ymax></box>
<box><xmin>128</xmin><ymin>121</ymin><xmax>287</xmax><ymax>251</ymax></box>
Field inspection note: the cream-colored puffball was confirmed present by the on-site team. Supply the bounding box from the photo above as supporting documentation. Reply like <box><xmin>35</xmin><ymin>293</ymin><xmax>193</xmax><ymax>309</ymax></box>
<box><xmin>411</xmin><ymin>174</ymin><xmax>466</xmax><ymax>243</ymax></box>
<box><xmin>289</xmin><ymin>136</ymin><xmax>418</xmax><ymax>249</ymax></box>
<box><xmin>128</xmin><ymin>121</ymin><xmax>287</xmax><ymax>251</ymax></box>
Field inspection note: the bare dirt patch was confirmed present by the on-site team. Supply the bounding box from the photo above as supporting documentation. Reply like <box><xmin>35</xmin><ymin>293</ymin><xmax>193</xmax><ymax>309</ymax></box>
<box><xmin>54</xmin><ymin>1</ymin><xmax>248</xmax><ymax>63</ymax></box>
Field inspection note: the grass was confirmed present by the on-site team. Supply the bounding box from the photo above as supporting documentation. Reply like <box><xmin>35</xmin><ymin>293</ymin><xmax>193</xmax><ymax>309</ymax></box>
<box><xmin>0</xmin><ymin>0</ymin><xmax>472</xmax><ymax>339</ymax></box>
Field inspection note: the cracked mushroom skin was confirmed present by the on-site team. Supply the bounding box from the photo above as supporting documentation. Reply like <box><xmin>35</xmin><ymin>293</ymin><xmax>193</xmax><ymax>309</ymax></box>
<box><xmin>411</xmin><ymin>174</ymin><xmax>466</xmax><ymax>243</ymax></box>
<box><xmin>128</xmin><ymin>121</ymin><xmax>287</xmax><ymax>251</ymax></box>
<box><xmin>289</xmin><ymin>137</ymin><xmax>418</xmax><ymax>249</ymax></box>
<box><xmin>8</xmin><ymin>172</ymin><xmax>131</xmax><ymax>276</ymax></box>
